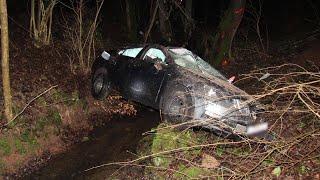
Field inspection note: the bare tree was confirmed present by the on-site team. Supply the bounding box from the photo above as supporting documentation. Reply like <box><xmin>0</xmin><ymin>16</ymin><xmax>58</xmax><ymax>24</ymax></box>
<box><xmin>0</xmin><ymin>0</ymin><xmax>13</xmax><ymax>121</ymax></box>
<box><xmin>30</xmin><ymin>0</ymin><xmax>57</xmax><ymax>47</ymax></box>
<box><xmin>144</xmin><ymin>0</ymin><xmax>193</xmax><ymax>44</ymax></box>
<box><xmin>63</xmin><ymin>0</ymin><xmax>105</xmax><ymax>74</ymax></box>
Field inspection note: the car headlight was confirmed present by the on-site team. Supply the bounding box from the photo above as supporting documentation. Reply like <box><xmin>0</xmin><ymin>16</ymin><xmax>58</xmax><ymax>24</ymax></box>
<box><xmin>204</xmin><ymin>87</ymin><xmax>252</xmax><ymax>119</ymax></box>
<box><xmin>205</xmin><ymin>101</ymin><xmax>228</xmax><ymax>119</ymax></box>
<box><xmin>204</xmin><ymin>87</ymin><xmax>229</xmax><ymax>119</ymax></box>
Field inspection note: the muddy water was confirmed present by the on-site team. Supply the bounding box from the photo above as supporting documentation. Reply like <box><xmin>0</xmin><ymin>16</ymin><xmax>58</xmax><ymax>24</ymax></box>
<box><xmin>28</xmin><ymin>108</ymin><xmax>159</xmax><ymax>179</ymax></box>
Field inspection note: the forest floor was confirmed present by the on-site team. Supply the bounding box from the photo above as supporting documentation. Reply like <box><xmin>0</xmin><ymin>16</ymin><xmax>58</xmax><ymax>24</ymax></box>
<box><xmin>0</xmin><ymin>21</ymin><xmax>319</xmax><ymax>179</ymax></box>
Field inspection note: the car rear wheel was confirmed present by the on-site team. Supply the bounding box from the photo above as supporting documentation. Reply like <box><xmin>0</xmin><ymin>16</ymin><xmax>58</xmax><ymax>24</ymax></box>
<box><xmin>160</xmin><ymin>84</ymin><xmax>194</xmax><ymax>128</ymax></box>
<box><xmin>91</xmin><ymin>68</ymin><xmax>111</xmax><ymax>100</ymax></box>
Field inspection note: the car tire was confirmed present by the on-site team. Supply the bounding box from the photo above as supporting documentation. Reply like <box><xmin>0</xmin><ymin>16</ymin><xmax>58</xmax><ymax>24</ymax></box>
<box><xmin>91</xmin><ymin>68</ymin><xmax>111</xmax><ymax>100</ymax></box>
<box><xmin>160</xmin><ymin>84</ymin><xmax>195</xmax><ymax>128</ymax></box>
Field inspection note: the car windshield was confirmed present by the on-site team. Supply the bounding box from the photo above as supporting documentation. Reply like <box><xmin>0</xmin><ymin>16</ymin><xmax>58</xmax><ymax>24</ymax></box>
<box><xmin>168</xmin><ymin>48</ymin><xmax>227</xmax><ymax>80</ymax></box>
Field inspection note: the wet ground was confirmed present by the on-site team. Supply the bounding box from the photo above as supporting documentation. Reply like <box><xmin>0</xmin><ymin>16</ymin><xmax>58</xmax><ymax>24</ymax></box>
<box><xmin>25</xmin><ymin>108</ymin><xmax>159</xmax><ymax>179</ymax></box>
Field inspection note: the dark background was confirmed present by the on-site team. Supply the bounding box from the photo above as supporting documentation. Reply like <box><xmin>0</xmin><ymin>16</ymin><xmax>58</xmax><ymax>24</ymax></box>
<box><xmin>6</xmin><ymin>0</ymin><xmax>320</xmax><ymax>42</ymax></box>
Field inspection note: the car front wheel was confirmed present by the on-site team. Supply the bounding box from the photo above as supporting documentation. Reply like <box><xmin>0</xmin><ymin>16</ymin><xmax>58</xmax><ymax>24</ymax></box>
<box><xmin>160</xmin><ymin>84</ymin><xmax>194</xmax><ymax>127</ymax></box>
<box><xmin>91</xmin><ymin>68</ymin><xmax>111</xmax><ymax>100</ymax></box>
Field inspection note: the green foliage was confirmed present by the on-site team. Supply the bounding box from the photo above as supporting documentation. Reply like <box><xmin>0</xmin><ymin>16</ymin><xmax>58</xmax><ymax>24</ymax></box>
<box><xmin>14</xmin><ymin>139</ymin><xmax>26</xmax><ymax>155</ymax></box>
<box><xmin>299</xmin><ymin>165</ymin><xmax>309</xmax><ymax>174</ymax></box>
<box><xmin>0</xmin><ymin>160</ymin><xmax>5</xmax><ymax>174</ymax></box>
<box><xmin>150</xmin><ymin>125</ymin><xmax>203</xmax><ymax>167</ymax></box>
<box><xmin>262</xmin><ymin>159</ymin><xmax>274</xmax><ymax>166</ymax></box>
<box><xmin>48</xmin><ymin>110</ymin><xmax>62</xmax><ymax>126</ymax></box>
<box><xmin>51</xmin><ymin>89</ymin><xmax>69</xmax><ymax>103</ymax></box>
<box><xmin>272</xmin><ymin>166</ymin><xmax>281</xmax><ymax>177</ymax></box>
<box><xmin>37</xmin><ymin>96</ymin><xmax>47</xmax><ymax>106</ymax></box>
<box><xmin>174</xmin><ymin>164</ymin><xmax>208</xmax><ymax>179</ymax></box>
<box><xmin>231</xmin><ymin>146</ymin><xmax>250</xmax><ymax>156</ymax></box>
<box><xmin>0</xmin><ymin>139</ymin><xmax>11</xmax><ymax>155</ymax></box>
<box><xmin>20</xmin><ymin>129</ymin><xmax>38</xmax><ymax>148</ymax></box>
<box><xmin>144</xmin><ymin>124</ymin><xmax>212</xmax><ymax>178</ymax></box>
<box><xmin>216</xmin><ymin>146</ymin><xmax>224</xmax><ymax>157</ymax></box>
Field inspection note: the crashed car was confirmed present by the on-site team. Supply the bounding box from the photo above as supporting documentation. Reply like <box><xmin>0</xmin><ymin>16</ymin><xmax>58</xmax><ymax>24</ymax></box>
<box><xmin>91</xmin><ymin>44</ymin><xmax>268</xmax><ymax>137</ymax></box>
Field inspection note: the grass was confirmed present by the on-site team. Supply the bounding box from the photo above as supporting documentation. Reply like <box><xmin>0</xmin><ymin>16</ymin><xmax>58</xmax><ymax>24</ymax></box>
<box><xmin>0</xmin><ymin>138</ymin><xmax>11</xmax><ymax>156</ymax></box>
<box><xmin>0</xmin><ymin>88</ymin><xmax>86</xmax><ymax>176</ymax></box>
<box><xmin>139</xmin><ymin>125</ymin><xmax>213</xmax><ymax>178</ymax></box>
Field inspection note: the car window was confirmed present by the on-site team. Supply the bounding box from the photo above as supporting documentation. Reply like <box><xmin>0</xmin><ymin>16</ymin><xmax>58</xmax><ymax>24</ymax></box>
<box><xmin>169</xmin><ymin>48</ymin><xmax>227</xmax><ymax>80</ymax></box>
<box><xmin>143</xmin><ymin>48</ymin><xmax>166</xmax><ymax>63</ymax></box>
<box><xmin>118</xmin><ymin>47</ymin><xmax>143</xmax><ymax>58</ymax></box>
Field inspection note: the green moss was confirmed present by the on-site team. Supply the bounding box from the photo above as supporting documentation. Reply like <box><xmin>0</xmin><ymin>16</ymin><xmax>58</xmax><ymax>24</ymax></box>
<box><xmin>0</xmin><ymin>138</ymin><xmax>11</xmax><ymax>155</ymax></box>
<box><xmin>37</xmin><ymin>96</ymin><xmax>47</xmax><ymax>106</ymax></box>
<box><xmin>174</xmin><ymin>164</ymin><xmax>208</xmax><ymax>179</ymax></box>
<box><xmin>137</xmin><ymin>134</ymin><xmax>155</xmax><ymax>156</ymax></box>
<box><xmin>19</xmin><ymin>130</ymin><xmax>38</xmax><ymax>153</ymax></box>
<box><xmin>299</xmin><ymin>165</ymin><xmax>309</xmax><ymax>175</ymax></box>
<box><xmin>47</xmin><ymin>110</ymin><xmax>62</xmax><ymax>126</ymax></box>
<box><xmin>151</xmin><ymin>126</ymin><xmax>204</xmax><ymax>168</ymax></box>
<box><xmin>216</xmin><ymin>146</ymin><xmax>224</xmax><ymax>157</ymax></box>
<box><xmin>262</xmin><ymin>159</ymin><xmax>274</xmax><ymax>166</ymax></box>
<box><xmin>51</xmin><ymin>89</ymin><xmax>68</xmax><ymax>101</ymax></box>
<box><xmin>35</xmin><ymin>109</ymin><xmax>62</xmax><ymax>134</ymax></box>
<box><xmin>145</xmin><ymin>124</ymin><xmax>212</xmax><ymax>178</ymax></box>
<box><xmin>14</xmin><ymin>139</ymin><xmax>26</xmax><ymax>155</ymax></box>
<box><xmin>0</xmin><ymin>160</ymin><xmax>5</xmax><ymax>174</ymax></box>
<box><xmin>20</xmin><ymin>130</ymin><xmax>31</xmax><ymax>142</ymax></box>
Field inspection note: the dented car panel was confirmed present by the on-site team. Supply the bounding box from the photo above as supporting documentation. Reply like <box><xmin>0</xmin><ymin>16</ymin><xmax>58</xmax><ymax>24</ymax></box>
<box><xmin>91</xmin><ymin>44</ymin><xmax>268</xmax><ymax>136</ymax></box>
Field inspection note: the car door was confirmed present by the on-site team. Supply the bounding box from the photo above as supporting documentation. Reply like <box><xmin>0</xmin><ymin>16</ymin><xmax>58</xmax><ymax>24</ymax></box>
<box><xmin>126</xmin><ymin>47</ymin><xmax>168</xmax><ymax>108</ymax></box>
<box><xmin>115</xmin><ymin>47</ymin><xmax>144</xmax><ymax>98</ymax></box>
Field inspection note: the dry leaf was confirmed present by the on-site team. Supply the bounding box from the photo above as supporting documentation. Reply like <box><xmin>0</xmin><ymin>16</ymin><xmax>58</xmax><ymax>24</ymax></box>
<box><xmin>201</xmin><ymin>153</ymin><xmax>220</xmax><ymax>169</ymax></box>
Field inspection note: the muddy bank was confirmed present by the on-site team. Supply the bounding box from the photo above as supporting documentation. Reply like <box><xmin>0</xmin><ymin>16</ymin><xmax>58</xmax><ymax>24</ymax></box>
<box><xmin>24</xmin><ymin>108</ymin><xmax>159</xmax><ymax>179</ymax></box>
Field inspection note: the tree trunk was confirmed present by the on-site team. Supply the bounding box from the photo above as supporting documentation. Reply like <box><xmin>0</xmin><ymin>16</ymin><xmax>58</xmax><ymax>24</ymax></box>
<box><xmin>0</xmin><ymin>0</ymin><xmax>13</xmax><ymax>121</ymax></box>
<box><xmin>144</xmin><ymin>0</ymin><xmax>159</xmax><ymax>43</ymax></box>
<box><xmin>185</xmin><ymin>0</ymin><xmax>192</xmax><ymax>17</ymax></box>
<box><xmin>125</xmin><ymin>0</ymin><xmax>137</xmax><ymax>41</ymax></box>
<box><xmin>182</xmin><ymin>0</ymin><xmax>193</xmax><ymax>45</ymax></box>
<box><xmin>210</xmin><ymin>0</ymin><xmax>246</xmax><ymax>66</ymax></box>
<box><xmin>158</xmin><ymin>0</ymin><xmax>172</xmax><ymax>43</ymax></box>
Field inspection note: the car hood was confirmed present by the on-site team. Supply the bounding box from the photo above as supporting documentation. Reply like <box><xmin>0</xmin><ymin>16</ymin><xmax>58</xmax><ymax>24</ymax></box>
<box><xmin>175</xmin><ymin>66</ymin><xmax>255</xmax><ymax>103</ymax></box>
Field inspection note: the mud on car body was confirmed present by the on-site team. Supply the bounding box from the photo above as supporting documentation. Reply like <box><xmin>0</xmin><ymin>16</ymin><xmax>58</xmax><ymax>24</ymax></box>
<box><xmin>91</xmin><ymin>44</ymin><xmax>268</xmax><ymax>137</ymax></box>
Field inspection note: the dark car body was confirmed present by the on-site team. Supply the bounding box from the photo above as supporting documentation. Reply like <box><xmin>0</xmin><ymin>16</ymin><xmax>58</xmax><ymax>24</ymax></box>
<box><xmin>91</xmin><ymin>44</ymin><xmax>268</xmax><ymax>136</ymax></box>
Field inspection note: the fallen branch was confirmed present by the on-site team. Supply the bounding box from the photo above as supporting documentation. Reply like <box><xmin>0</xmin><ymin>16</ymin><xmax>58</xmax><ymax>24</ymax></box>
<box><xmin>4</xmin><ymin>85</ymin><xmax>58</xmax><ymax>127</ymax></box>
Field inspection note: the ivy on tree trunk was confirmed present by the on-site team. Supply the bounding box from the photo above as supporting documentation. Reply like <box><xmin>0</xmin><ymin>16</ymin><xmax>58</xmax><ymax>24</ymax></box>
<box><xmin>210</xmin><ymin>0</ymin><xmax>246</xmax><ymax>66</ymax></box>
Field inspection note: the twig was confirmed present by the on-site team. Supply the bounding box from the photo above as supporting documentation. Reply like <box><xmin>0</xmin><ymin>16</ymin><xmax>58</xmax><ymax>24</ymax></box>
<box><xmin>4</xmin><ymin>85</ymin><xmax>58</xmax><ymax>127</ymax></box>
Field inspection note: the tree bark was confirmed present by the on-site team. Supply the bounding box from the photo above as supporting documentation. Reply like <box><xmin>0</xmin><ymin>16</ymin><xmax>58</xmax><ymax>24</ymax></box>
<box><xmin>0</xmin><ymin>0</ymin><xmax>13</xmax><ymax>121</ymax></box>
<box><xmin>144</xmin><ymin>0</ymin><xmax>159</xmax><ymax>43</ymax></box>
<box><xmin>210</xmin><ymin>0</ymin><xmax>246</xmax><ymax>66</ymax></box>
<box><xmin>125</xmin><ymin>0</ymin><xmax>137</xmax><ymax>41</ymax></box>
<box><xmin>158</xmin><ymin>0</ymin><xmax>172</xmax><ymax>43</ymax></box>
<box><xmin>185</xmin><ymin>0</ymin><xmax>192</xmax><ymax>17</ymax></box>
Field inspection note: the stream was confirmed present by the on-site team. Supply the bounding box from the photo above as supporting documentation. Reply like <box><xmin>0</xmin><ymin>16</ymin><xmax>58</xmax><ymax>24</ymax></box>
<box><xmin>26</xmin><ymin>108</ymin><xmax>160</xmax><ymax>179</ymax></box>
